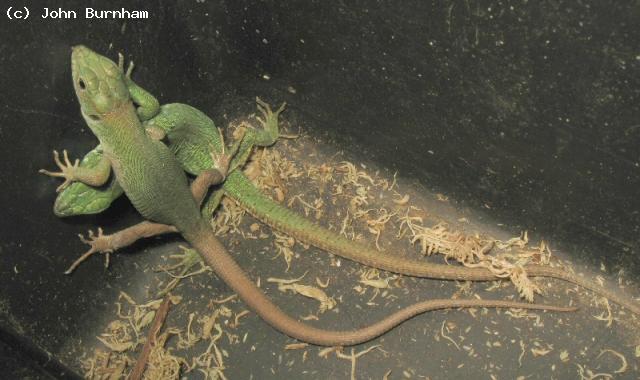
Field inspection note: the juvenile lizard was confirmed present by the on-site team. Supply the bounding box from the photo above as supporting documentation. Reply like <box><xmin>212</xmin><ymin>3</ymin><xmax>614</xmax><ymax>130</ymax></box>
<box><xmin>40</xmin><ymin>45</ymin><xmax>576</xmax><ymax>346</ymax></box>
<box><xmin>47</xmin><ymin>48</ymin><xmax>640</xmax><ymax>317</ymax></box>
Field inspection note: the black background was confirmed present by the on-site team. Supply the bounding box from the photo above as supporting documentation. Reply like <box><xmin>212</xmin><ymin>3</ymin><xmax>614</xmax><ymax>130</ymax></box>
<box><xmin>1</xmin><ymin>1</ymin><xmax>639</xmax><ymax>378</ymax></box>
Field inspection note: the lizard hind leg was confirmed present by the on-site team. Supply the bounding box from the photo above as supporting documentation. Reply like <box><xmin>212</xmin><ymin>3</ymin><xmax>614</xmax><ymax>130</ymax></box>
<box><xmin>65</xmin><ymin>227</ymin><xmax>113</xmax><ymax>274</ymax></box>
<box><xmin>65</xmin><ymin>222</ymin><xmax>177</xmax><ymax>274</ymax></box>
<box><xmin>256</xmin><ymin>97</ymin><xmax>286</xmax><ymax>126</ymax></box>
<box><xmin>254</xmin><ymin>97</ymin><xmax>287</xmax><ymax>145</ymax></box>
<box><xmin>64</xmin><ymin>164</ymin><xmax>228</xmax><ymax>274</ymax></box>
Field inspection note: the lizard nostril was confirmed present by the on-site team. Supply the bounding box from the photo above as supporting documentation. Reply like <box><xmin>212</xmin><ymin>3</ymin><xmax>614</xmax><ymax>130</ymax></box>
<box><xmin>88</xmin><ymin>114</ymin><xmax>100</xmax><ymax>121</ymax></box>
<box><xmin>78</xmin><ymin>79</ymin><xmax>86</xmax><ymax>89</ymax></box>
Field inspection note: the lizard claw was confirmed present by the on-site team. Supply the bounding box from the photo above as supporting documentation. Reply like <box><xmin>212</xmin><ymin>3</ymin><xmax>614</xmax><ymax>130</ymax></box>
<box><xmin>65</xmin><ymin>227</ymin><xmax>115</xmax><ymax>274</ymax></box>
<box><xmin>206</xmin><ymin>128</ymin><xmax>232</xmax><ymax>178</ymax></box>
<box><xmin>117</xmin><ymin>52</ymin><xmax>135</xmax><ymax>79</ymax></box>
<box><xmin>209</xmin><ymin>138</ymin><xmax>231</xmax><ymax>179</ymax></box>
<box><xmin>126</xmin><ymin>61</ymin><xmax>135</xmax><ymax>79</ymax></box>
<box><xmin>39</xmin><ymin>149</ymin><xmax>81</xmax><ymax>192</ymax></box>
<box><xmin>118</xmin><ymin>53</ymin><xmax>125</xmax><ymax>71</ymax></box>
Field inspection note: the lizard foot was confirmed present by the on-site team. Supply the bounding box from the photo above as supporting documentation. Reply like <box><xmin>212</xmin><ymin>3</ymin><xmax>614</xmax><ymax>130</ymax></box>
<box><xmin>39</xmin><ymin>149</ymin><xmax>81</xmax><ymax>192</ymax></box>
<box><xmin>65</xmin><ymin>227</ymin><xmax>115</xmax><ymax>274</ymax></box>
<box><xmin>209</xmin><ymin>129</ymin><xmax>232</xmax><ymax>178</ymax></box>
<box><xmin>210</xmin><ymin>150</ymin><xmax>231</xmax><ymax>178</ymax></box>
<box><xmin>156</xmin><ymin>246</ymin><xmax>210</xmax><ymax>296</ymax></box>
<box><xmin>255</xmin><ymin>97</ymin><xmax>286</xmax><ymax>130</ymax></box>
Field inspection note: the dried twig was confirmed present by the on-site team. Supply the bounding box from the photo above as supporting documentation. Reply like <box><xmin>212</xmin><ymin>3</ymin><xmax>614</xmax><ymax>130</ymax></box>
<box><xmin>129</xmin><ymin>295</ymin><xmax>172</xmax><ymax>380</ymax></box>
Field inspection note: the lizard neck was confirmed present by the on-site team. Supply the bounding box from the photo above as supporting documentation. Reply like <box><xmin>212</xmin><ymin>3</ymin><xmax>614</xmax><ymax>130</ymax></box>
<box><xmin>94</xmin><ymin>103</ymin><xmax>147</xmax><ymax>156</ymax></box>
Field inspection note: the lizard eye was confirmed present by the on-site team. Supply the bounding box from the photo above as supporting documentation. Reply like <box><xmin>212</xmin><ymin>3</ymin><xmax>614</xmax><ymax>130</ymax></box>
<box><xmin>78</xmin><ymin>79</ymin><xmax>86</xmax><ymax>89</ymax></box>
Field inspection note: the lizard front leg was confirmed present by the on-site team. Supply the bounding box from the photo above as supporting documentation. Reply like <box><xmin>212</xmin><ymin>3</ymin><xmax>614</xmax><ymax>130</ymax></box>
<box><xmin>199</xmin><ymin>99</ymin><xmax>286</xmax><ymax>216</ymax></box>
<box><xmin>227</xmin><ymin>98</ymin><xmax>286</xmax><ymax>171</ymax></box>
<box><xmin>119</xmin><ymin>53</ymin><xmax>160</xmax><ymax>121</ymax></box>
<box><xmin>51</xmin><ymin>147</ymin><xmax>124</xmax><ymax>217</ymax></box>
<box><xmin>39</xmin><ymin>149</ymin><xmax>111</xmax><ymax>192</ymax></box>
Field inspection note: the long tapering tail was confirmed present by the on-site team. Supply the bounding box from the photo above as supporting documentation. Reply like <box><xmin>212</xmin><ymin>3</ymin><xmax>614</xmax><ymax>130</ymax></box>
<box><xmin>224</xmin><ymin>171</ymin><xmax>640</xmax><ymax>316</ymax></box>
<box><xmin>184</xmin><ymin>223</ymin><xmax>575</xmax><ymax>346</ymax></box>
<box><xmin>526</xmin><ymin>265</ymin><xmax>640</xmax><ymax>315</ymax></box>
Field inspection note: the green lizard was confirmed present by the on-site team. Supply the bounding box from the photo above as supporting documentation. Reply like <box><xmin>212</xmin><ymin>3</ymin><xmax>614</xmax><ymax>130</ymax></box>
<box><xmin>41</xmin><ymin>45</ymin><xmax>576</xmax><ymax>346</ymax></box>
<box><xmin>45</xmin><ymin>47</ymin><xmax>640</xmax><ymax>317</ymax></box>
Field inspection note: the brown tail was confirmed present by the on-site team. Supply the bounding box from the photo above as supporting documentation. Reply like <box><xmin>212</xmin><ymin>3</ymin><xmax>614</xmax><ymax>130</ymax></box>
<box><xmin>184</xmin><ymin>225</ymin><xmax>576</xmax><ymax>346</ymax></box>
<box><xmin>526</xmin><ymin>265</ymin><xmax>640</xmax><ymax>315</ymax></box>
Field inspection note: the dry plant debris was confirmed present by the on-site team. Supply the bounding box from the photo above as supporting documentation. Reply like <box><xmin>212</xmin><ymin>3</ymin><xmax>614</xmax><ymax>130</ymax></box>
<box><xmin>141</xmin><ymin>331</ymin><xmax>184</xmax><ymax>380</ymax></box>
<box><xmin>593</xmin><ymin>297</ymin><xmax>614</xmax><ymax>327</ymax></box>
<box><xmin>272</xmin><ymin>231</ymin><xmax>297</xmax><ymax>271</ymax></box>
<box><xmin>80</xmin><ymin>117</ymin><xmax>637</xmax><ymax>379</ymax></box>
<box><xmin>576</xmin><ymin>363</ymin><xmax>614</xmax><ymax>380</ymax></box>
<box><xmin>82</xmin><ymin>293</ymin><xmax>183</xmax><ymax>379</ymax></box>
<box><xmin>399</xmin><ymin>212</ymin><xmax>553</xmax><ymax>302</ymax></box>
<box><xmin>155</xmin><ymin>246</ymin><xmax>211</xmax><ymax>296</ymax></box>
<box><xmin>597</xmin><ymin>349</ymin><xmax>628</xmax><ymax>374</ymax></box>
<box><xmin>358</xmin><ymin>268</ymin><xmax>396</xmax><ymax>290</ymax></box>
<box><xmin>82</xmin><ymin>290</ymin><xmax>243</xmax><ymax>379</ymax></box>
<box><xmin>268</xmin><ymin>272</ymin><xmax>337</xmax><ymax>314</ymax></box>
<box><xmin>440</xmin><ymin>320</ymin><xmax>461</xmax><ymax>350</ymax></box>
<box><xmin>211</xmin><ymin>198</ymin><xmax>247</xmax><ymax>236</ymax></box>
<box><xmin>130</xmin><ymin>295</ymin><xmax>173</xmax><ymax>380</ymax></box>
<box><xmin>319</xmin><ymin>344</ymin><xmax>383</xmax><ymax>380</ymax></box>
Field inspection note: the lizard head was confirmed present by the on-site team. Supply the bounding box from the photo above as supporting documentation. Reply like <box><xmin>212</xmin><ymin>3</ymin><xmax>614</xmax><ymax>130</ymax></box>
<box><xmin>71</xmin><ymin>45</ymin><xmax>130</xmax><ymax>132</ymax></box>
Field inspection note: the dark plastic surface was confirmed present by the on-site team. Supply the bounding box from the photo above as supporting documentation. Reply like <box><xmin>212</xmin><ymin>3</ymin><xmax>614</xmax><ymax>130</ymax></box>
<box><xmin>1</xmin><ymin>0</ymin><xmax>639</xmax><ymax>378</ymax></box>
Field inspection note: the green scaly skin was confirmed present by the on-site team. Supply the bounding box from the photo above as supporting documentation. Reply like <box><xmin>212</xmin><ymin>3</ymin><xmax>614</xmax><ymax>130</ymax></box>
<box><xmin>51</xmin><ymin>146</ymin><xmax>123</xmax><ymax>216</ymax></box>
<box><xmin>52</xmin><ymin>97</ymin><xmax>277</xmax><ymax>218</ymax></box>
<box><xmin>53</xmin><ymin>51</ymin><xmax>640</xmax><ymax>317</ymax></box>
<box><xmin>42</xmin><ymin>45</ymin><xmax>574</xmax><ymax>347</ymax></box>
